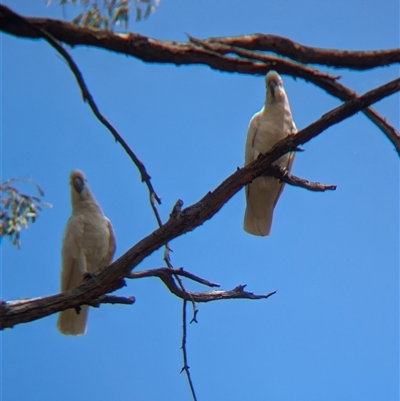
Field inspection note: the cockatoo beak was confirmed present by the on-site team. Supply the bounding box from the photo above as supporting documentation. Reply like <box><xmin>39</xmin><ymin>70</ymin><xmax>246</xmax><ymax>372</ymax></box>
<box><xmin>72</xmin><ymin>176</ymin><xmax>84</xmax><ymax>194</ymax></box>
<box><xmin>268</xmin><ymin>80</ymin><xmax>279</xmax><ymax>98</ymax></box>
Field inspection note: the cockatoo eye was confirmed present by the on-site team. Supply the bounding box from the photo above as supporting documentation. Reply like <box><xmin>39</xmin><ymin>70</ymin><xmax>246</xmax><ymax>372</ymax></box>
<box><xmin>73</xmin><ymin>176</ymin><xmax>84</xmax><ymax>193</ymax></box>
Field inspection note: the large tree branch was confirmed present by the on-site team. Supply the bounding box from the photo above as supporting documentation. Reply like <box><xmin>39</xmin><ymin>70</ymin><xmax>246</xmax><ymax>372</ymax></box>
<box><xmin>1</xmin><ymin>5</ymin><xmax>398</xmax><ymax>154</ymax></box>
<box><xmin>1</xmin><ymin>6</ymin><xmax>398</xmax><ymax>70</ymax></box>
<box><xmin>1</xmin><ymin>76</ymin><xmax>399</xmax><ymax>330</ymax></box>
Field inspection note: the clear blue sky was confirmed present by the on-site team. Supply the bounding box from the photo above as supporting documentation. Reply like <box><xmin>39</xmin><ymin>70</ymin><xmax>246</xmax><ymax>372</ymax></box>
<box><xmin>1</xmin><ymin>1</ymin><xmax>399</xmax><ymax>400</ymax></box>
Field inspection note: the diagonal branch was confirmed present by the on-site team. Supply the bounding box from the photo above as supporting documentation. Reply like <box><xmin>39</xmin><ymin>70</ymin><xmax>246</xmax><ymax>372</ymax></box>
<box><xmin>1</xmin><ymin>76</ymin><xmax>399</xmax><ymax>330</ymax></box>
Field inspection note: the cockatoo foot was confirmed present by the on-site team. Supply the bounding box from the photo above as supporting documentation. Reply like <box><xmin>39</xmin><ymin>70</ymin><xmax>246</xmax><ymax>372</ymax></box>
<box><xmin>83</xmin><ymin>271</ymin><xmax>94</xmax><ymax>280</ymax></box>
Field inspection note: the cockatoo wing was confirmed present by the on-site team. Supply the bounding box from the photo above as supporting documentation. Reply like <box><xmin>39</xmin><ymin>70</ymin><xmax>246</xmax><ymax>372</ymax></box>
<box><xmin>243</xmin><ymin>123</ymin><xmax>296</xmax><ymax>236</ymax></box>
<box><xmin>57</xmin><ymin>214</ymin><xmax>89</xmax><ymax>335</ymax></box>
<box><xmin>270</xmin><ymin>120</ymin><xmax>297</xmax><ymax>210</ymax></box>
<box><xmin>244</xmin><ymin>114</ymin><xmax>260</xmax><ymax>165</ymax></box>
<box><xmin>103</xmin><ymin>218</ymin><xmax>116</xmax><ymax>267</ymax></box>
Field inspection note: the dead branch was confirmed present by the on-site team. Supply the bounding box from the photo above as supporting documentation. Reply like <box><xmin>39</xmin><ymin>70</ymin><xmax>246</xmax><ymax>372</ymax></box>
<box><xmin>1</xmin><ymin>76</ymin><xmax>398</xmax><ymax>330</ymax></box>
<box><xmin>167</xmin><ymin>285</ymin><xmax>277</xmax><ymax>303</ymax></box>
<box><xmin>131</xmin><ymin>268</ymin><xmax>275</xmax><ymax>302</ymax></box>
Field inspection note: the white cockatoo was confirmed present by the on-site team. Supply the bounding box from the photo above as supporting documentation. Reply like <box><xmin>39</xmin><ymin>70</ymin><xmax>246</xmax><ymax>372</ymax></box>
<box><xmin>57</xmin><ymin>169</ymin><xmax>116</xmax><ymax>335</ymax></box>
<box><xmin>243</xmin><ymin>70</ymin><xmax>296</xmax><ymax>236</ymax></box>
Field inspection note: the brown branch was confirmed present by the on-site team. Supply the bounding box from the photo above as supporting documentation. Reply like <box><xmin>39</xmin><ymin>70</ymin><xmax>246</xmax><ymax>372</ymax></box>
<box><xmin>2</xmin><ymin>293</ymin><xmax>136</xmax><ymax>310</ymax></box>
<box><xmin>0</xmin><ymin>285</ymin><xmax>132</xmax><ymax>329</ymax></box>
<box><xmin>1</xmin><ymin>76</ymin><xmax>398</xmax><ymax>330</ymax></box>
<box><xmin>267</xmin><ymin>165</ymin><xmax>337</xmax><ymax>192</ymax></box>
<box><xmin>166</xmin><ymin>285</ymin><xmax>277</xmax><ymax>303</ymax></box>
<box><xmin>188</xmin><ymin>34</ymin><xmax>341</xmax><ymax>81</ymax></box>
<box><xmin>132</xmin><ymin>268</ymin><xmax>276</xmax><ymax>302</ymax></box>
<box><xmin>1</xmin><ymin>7</ymin><xmax>398</xmax><ymax>71</ymax></box>
<box><xmin>206</xmin><ymin>34</ymin><xmax>400</xmax><ymax>70</ymax></box>
<box><xmin>1</xmin><ymin>5</ymin><xmax>398</xmax><ymax>154</ymax></box>
<box><xmin>0</xmin><ymin>6</ymin><xmax>257</xmax><ymax>69</ymax></box>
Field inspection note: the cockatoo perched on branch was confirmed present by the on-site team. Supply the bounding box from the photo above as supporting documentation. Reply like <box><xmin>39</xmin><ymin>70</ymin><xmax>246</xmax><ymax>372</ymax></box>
<box><xmin>57</xmin><ymin>170</ymin><xmax>116</xmax><ymax>335</ymax></box>
<box><xmin>243</xmin><ymin>71</ymin><xmax>297</xmax><ymax>236</ymax></box>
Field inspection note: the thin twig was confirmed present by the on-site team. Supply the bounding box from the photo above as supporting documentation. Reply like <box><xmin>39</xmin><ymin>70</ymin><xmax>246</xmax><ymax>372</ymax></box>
<box><xmin>267</xmin><ymin>165</ymin><xmax>337</xmax><ymax>192</ymax></box>
<box><xmin>180</xmin><ymin>301</ymin><xmax>198</xmax><ymax>401</ymax></box>
<box><xmin>159</xmin><ymin>203</ymin><xmax>198</xmax><ymax>401</ymax></box>
<box><xmin>88</xmin><ymin>294</ymin><xmax>135</xmax><ymax>307</ymax></box>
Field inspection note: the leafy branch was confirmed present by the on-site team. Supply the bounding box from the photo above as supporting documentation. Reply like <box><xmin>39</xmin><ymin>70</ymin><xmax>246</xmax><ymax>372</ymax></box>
<box><xmin>0</xmin><ymin>178</ymin><xmax>51</xmax><ymax>248</ymax></box>
<box><xmin>46</xmin><ymin>0</ymin><xmax>160</xmax><ymax>29</ymax></box>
